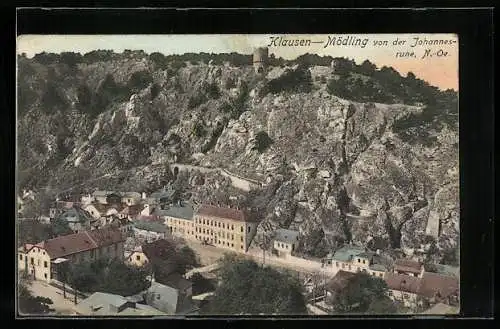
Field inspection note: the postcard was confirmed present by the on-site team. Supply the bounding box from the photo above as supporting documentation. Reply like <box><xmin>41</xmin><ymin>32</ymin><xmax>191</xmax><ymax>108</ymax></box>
<box><xmin>16</xmin><ymin>33</ymin><xmax>459</xmax><ymax>317</ymax></box>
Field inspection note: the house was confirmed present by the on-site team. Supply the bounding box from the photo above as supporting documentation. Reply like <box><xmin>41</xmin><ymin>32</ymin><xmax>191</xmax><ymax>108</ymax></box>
<box><xmin>324</xmin><ymin>270</ymin><xmax>357</xmax><ymax>303</ymax></box>
<box><xmin>160</xmin><ymin>201</ymin><xmax>196</xmax><ymax>240</ymax></box>
<box><xmin>147</xmin><ymin>186</ymin><xmax>176</xmax><ymax>206</ymax></box>
<box><xmin>272</xmin><ymin>228</ymin><xmax>300</xmax><ymax>258</ymax></box>
<box><xmin>83</xmin><ymin>203</ymin><xmax>110</xmax><ymax>220</ymax></box>
<box><xmin>55</xmin><ymin>206</ymin><xmax>94</xmax><ymax>233</ymax></box>
<box><xmin>74</xmin><ymin>292</ymin><xmax>166</xmax><ymax>316</ymax></box>
<box><xmin>194</xmin><ymin>204</ymin><xmax>258</xmax><ymax>253</ymax></box>
<box><xmin>18</xmin><ymin>227</ymin><xmax>125</xmax><ymax>283</ymax></box>
<box><xmin>144</xmin><ymin>281</ymin><xmax>197</xmax><ymax>315</ymax></box>
<box><xmin>323</xmin><ymin>246</ymin><xmax>388</xmax><ymax>278</ymax></box>
<box><xmin>120</xmin><ymin>204</ymin><xmax>145</xmax><ymax>221</ymax></box>
<box><xmin>104</xmin><ymin>215</ymin><xmax>134</xmax><ymax>236</ymax></box>
<box><xmin>133</xmin><ymin>220</ymin><xmax>169</xmax><ymax>242</ymax></box>
<box><xmin>122</xmin><ymin>192</ymin><xmax>142</xmax><ymax>206</ymax></box>
<box><xmin>125</xmin><ymin>246</ymin><xmax>150</xmax><ymax>267</ymax></box>
<box><xmin>384</xmin><ymin>268</ymin><xmax>459</xmax><ymax>310</ymax></box>
<box><xmin>393</xmin><ymin>259</ymin><xmax>425</xmax><ymax>278</ymax></box>
<box><xmin>384</xmin><ymin>272</ymin><xmax>421</xmax><ymax>309</ymax></box>
<box><xmin>92</xmin><ymin>191</ymin><xmax>121</xmax><ymax>205</ymax></box>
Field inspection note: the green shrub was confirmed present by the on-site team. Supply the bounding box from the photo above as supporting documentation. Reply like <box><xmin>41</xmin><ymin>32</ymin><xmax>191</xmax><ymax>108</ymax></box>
<box><xmin>253</xmin><ymin>131</ymin><xmax>273</xmax><ymax>153</ymax></box>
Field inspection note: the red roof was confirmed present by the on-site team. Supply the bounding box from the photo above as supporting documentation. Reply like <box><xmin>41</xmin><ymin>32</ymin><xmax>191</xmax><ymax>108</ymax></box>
<box><xmin>385</xmin><ymin>272</ymin><xmax>421</xmax><ymax>294</ymax></box>
<box><xmin>418</xmin><ymin>272</ymin><xmax>459</xmax><ymax>299</ymax></box>
<box><xmin>197</xmin><ymin>204</ymin><xmax>247</xmax><ymax>222</ymax></box>
<box><xmin>394</xmin><ymin>259</ymin><xmax>423</xmax><ymax>274</ymax></box>
<box><xmin>24</xmin><ymin>227</ymin><xmax>124</xmax><ymax>259</ymax></box>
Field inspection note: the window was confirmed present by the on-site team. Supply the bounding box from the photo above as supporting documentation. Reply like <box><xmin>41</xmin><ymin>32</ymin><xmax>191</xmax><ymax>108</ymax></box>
<box><xmin>203</xmin><ymin>219</ymin><xmax>205</xmax><ymax>225</ymax></box>
<box><xmin>231</xmin><ymin>243</ymin><xmax>234</xmax><ymax>247</ymax></box>
<box><xmin>241</xmin><ymin>245</ymin><xmax>244</xmax><ymax>249</ymax></box>
<box><xmin>136</xmin><ymin>255</ymin><xmax>141</xmax><ymax>261</ymax></box>
<box><xmin>231</xmin><ymin>234</ymin><xmax>234</xmax><ymax>240</ymax></box>
<box><xmin>44</xmin><ymin>273</ymin><xmax>47</xmax><ymax>279</ymax></box>
<box><xmin>223</xmin><ymin>223</ymin><xmax>225</xmax><ymax>229</ymax></box>
<box><xmin>358</xmin><ymin>259</ymin><xmax>360</xmax><ymax>263</ymax></box>
<box><xmin>388</xmin><ymin>291</ymin><xmax>393</xmax><ymax>297</ymax></box>
<box><xmin>91</xmin><ymin>250</ymin><xmax>95</xmax><ymax>258</ymax></box>
<box><xmin>19</xmin><ymin>255</ymin><xmax>23</xmax><ymax>261</ymax></box>
<box><xmin>115</xmin><ymin>244</ymin><xmax>118</xmax><ymax>252</ymax></box>
<box><xmin>218</xmin><ymin>222</ymin><xmax>220</xmax><ymax>227</ymax></box>
<box><xmin>241</xmin><ymin>236</ymin><xmax>243</xmax><ymax>242</ymax></box>
<box><xmin>403</xmin><ymin>293</ymin><xmax>409</xmax><ymax>299</ymax></box>
<box><xmin>379</xmin><ymin>273</ymin><xmax>383</xmax><ymax>277</ymax></box>
<box><xmin>363</xmin><ymin>260</ymin><xmax>366</xmax><ymax>264</ymax></box>
<box><xmin>241</xmin><ymin>226</ymin><xmax>243</xmax><ymax>232</ymax></box>
<box><xmin>285</xmin><ymin>245</ymin><xmax>288</xmax><ymax>249</ymax></box>
<box><xmin>248</xmin><ymin>226</ymin><xmax>251</xmax><ymax>233</ymax></box>
<box><xmin>44</xmin><ymin>261</ymin><xmax>48</xmax><ymax>268</ymax></box>
<box><xmin>231</xmin><ymin>225</ymin><xmax>234</xmax><ymax>230</ymax></box>
<box><xmin>335</xmin><ymin>262</ymin><xmax>339</xmax><ymax>267</ymax></box>
<box><xmin>37</xmin><ymin>259</ymin><xmax>40</xmax><ymax>266</ymax></box>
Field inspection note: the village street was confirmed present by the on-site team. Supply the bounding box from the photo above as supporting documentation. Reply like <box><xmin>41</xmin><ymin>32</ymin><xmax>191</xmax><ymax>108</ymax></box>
<box><xmin>183</xmin><ymin>238</ymin><xmax>338</xmax><ymax>279</ymax></box>
<box><xmin>27</xmin><ymin>280</ymin><xmax>77</xmax><ymax>315</ymax></box>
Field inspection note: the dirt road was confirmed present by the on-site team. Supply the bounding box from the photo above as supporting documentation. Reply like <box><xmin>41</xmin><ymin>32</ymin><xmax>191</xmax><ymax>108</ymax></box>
<box><xmin>27</xmin><ymin>280</ymin><xmax>77</xmax><ymax>315</ymax></box>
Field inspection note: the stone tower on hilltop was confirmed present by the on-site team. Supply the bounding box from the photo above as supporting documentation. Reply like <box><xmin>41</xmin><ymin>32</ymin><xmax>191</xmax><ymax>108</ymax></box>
<box><xmin>253</xmin><ymin>47</ymin><xmax>269</xmax><ymax>74</ymax></box>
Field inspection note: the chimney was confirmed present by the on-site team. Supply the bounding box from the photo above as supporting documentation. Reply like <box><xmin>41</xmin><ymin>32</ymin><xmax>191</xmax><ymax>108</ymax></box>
<box><xmin>142</xmin><ymin>192</ymin><xmax>147</xmax><ymax>199</ymax></box>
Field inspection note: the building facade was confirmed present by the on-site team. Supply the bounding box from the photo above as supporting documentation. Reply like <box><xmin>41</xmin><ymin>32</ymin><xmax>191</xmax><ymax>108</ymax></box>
<box><xmin>323</xmin><ymin>246</ymin><xmax>387</xmax><ymax>278</ymax></box>
<box><xmin>193</xmin><ymin>205</ymin><xmax>258</xmax><ymax>253</ymax></box>
<box><xmin>18</xmin><ymin>227</ymin><xmax>125</xmax><ymax>283</ymax></box>
<box><xmin>273</xmin><ymin>228</ymin><xmax>300</xmax><ymax>258</ymax></box>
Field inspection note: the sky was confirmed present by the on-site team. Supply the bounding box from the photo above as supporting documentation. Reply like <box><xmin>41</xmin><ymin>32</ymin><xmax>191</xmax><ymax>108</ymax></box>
<box><xmin>17</xmin><ymin>34</ymin><xmax>458</xmax><ymax>90</ymax></box>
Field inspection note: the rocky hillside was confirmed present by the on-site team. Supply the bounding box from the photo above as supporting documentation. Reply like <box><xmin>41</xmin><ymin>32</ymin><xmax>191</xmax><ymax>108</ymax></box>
<box><xmin>17</xmin><ymin>51</ymin><xmax>459</xmax><ymax>265</ymax></box>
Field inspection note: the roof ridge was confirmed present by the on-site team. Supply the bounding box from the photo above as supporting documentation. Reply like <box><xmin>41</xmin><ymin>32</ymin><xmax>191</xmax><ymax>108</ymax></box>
<box><xmin>84</xmin><ymin>230</ymin><xmax>99</xmax><ymax>248</ymax></box>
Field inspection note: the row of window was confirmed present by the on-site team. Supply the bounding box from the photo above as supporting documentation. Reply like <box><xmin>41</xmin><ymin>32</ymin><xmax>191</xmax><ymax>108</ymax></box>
<box><xmin>22</xmin><ymin>255</ymin><xmax>49</xmax><ymax>269</ymax></box>
<box><xmin>276</xmin><ymin>242</ymin><xmax>290</xmax><ymax>249</ymax></box>
<box><xmin>168</xmin><ymin>218</ymin><xmax>194</xmax><ymax>227</ymax></box>
<box><xmin>195</xmin><ymin>217</ymin><xmax>243</xmax><ymax>231</ymax></box>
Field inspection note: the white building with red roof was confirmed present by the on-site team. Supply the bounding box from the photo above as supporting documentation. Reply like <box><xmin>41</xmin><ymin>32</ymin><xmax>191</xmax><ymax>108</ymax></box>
<box><xmin>18</xmin><ymin>227</ymin><xmax>125</xmax><ymax>283</ymax></box>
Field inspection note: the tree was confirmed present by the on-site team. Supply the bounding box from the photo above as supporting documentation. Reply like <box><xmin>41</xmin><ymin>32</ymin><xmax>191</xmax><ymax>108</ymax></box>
<box><xmin>51</xmin><ymin>216</ymin><xmax>73</xmax><ymax>236</ymax></box>
<box><xmin>203</xmin><ymin>257</ymin><xmax>306</xmax><ymax>315</ymax></box>
<box><xmin>253</xmin><ymin>131</ymin><xmax>273</xmax><ymax>153</ymax></box>
<box><xmin>176</xmin><ymin>246</ymin><xmax>199</xmax><ymax>274</ymax></box>
<box><xmin>330</xmin><ymin>272</ymin><xmax>397</xmax><ymax>314</ymax></box>
<box><xmin>68</xmin><ymin>258</ymin><xmax>149</xmax><ymax>297</ymax></box>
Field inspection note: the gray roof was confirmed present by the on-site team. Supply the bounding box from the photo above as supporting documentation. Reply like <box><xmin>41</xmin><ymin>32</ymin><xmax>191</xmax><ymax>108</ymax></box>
<box><xmin>75</xmin><ymin>292</ymin><xmax>167</xmax><ymax>316</ymax></box>
<box><xmin>274</xmin><ymin>228</ymin><xmax>300</xmax><ymax>244</ymax></box>
<box><xmin>74</xmin><ymin>292</ymin><xmax>129</xmax><ymax>315</ymax></box>
<box><xmin>133</xmin><ymin>221</ymin><xmax>169</xmax><ymax>233</ymax></box>
<box><xmin>145</xmin><ymin>281</ymin><xmax>180</xmax><ymax>314</ymax></box>
<box><xmin>152</xmin><ymin>202</ymin><xmax>194</xmax><ymax>220</ymax></box>
<box><xmin>58</xmin><ymin>207</ymin><xmax>93</xmax><ymax>223</ymax></box>
<box><xmin>328</xmin><ymin>245</ymin><xmax>366</xmax><ymax>262</ymax></box>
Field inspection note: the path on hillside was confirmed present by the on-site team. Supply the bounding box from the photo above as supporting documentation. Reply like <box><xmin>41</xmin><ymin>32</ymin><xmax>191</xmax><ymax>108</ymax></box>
<box><xmin>169</xmin><ymin>163</ymin><xmax>262</xmax><ymax>192</ymax></box>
